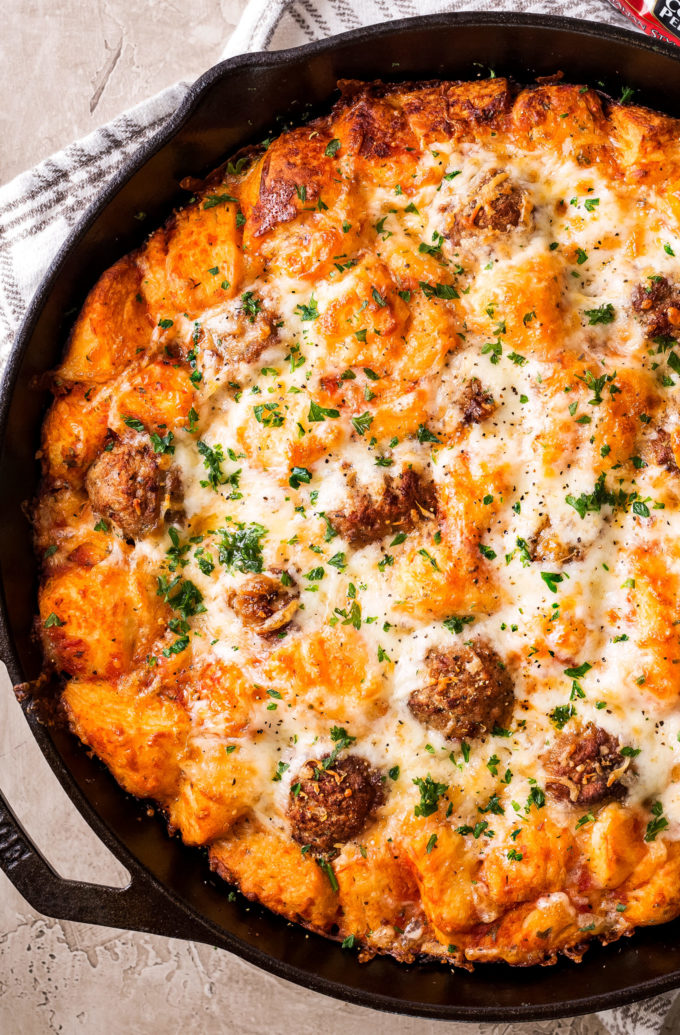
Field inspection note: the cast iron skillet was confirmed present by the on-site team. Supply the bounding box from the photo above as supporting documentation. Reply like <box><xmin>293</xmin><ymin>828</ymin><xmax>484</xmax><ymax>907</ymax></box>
<box><xmin>2</xmin><ymin>13</ymin><xmax>680</xmax><ymax>1022</ymax></box>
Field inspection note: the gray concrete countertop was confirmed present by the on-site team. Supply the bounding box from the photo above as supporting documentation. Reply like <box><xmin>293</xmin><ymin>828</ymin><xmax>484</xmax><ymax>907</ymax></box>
<box><xmin>0</xmin><ymin>4</ymin><xmax>655</xmax><ymax>1031</ymax></box>
<box><xmin>1</xmin><ymin>0</ymin><xmax>245</xmax><ymax>185</ymax></box>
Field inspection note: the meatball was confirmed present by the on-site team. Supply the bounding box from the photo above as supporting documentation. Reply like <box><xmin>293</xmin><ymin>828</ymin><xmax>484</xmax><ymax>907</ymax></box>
<box><xmin>85</xmin><ymin>439</ymin><xmax>163</xmax><ymax>540</ymax></box>
<box><xmin>527</xmin><ymin>517</ymin><xmax>583</xmax><ymax>565</ymax></box>
<box><xmin>288</xmin><ymin>755</ymin><xmax>384</xmax><ymax>854</ymax></box>
<box><xmin>227</xmin><ymin>572</ymin><xmax>299</xmax><ymax>634</ymax></box>
<box><xmin>649</xmin><ymin>427</ymin><xmax>680</xmax><ymax>474</ymax></box>
<box><xmin>328</xmin><ymin>469</ymin><xmax>437</xmax><ymax>546</ymax></box>
<box><xmin>199</xmin><ymin>295</ymin><xmax>275</xmax><ymax>382</ymax></box>
<box><xmin>447</xmin><ymin>170</ymin><xmax>533</xmax><ymax>244</ymax></box>
<box><xmin>408</xmin><ymin>641</ymin><xmax>514</xmax><ymax>740</ymax></box>
<box><xmin>632</xmin><ymin>276</ymin><xmax>680</xmax><ymax>339</ymax></box>
<box><xmin>461</xmin><ymin>377</ymin><xmax>495</xmax><ymax>425</ymax></box>
<box><xmin>545</xmin><ymin>723</ymin><xmax>631</xmax><ymax>806</ymax></box>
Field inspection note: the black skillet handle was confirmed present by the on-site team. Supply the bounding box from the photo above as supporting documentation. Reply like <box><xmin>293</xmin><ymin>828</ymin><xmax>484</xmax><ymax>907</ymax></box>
<box><xmin>0</xmin><ymin>787</ymin><xmax>213</xmax><ymax>942</ymax></box>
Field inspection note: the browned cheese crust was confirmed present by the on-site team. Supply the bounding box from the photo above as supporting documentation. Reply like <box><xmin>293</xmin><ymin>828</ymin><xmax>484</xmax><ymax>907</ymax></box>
<box><xmin>34</xmin><ymin>77</ymin><xmax>680</xmax><ymax>969</ymax></box>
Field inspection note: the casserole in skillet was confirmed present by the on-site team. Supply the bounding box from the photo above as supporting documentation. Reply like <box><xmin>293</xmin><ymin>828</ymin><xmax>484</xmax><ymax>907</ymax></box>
<box><xmin>5</xmin><ymin>14</ymin><xmax>680</xmax><ymax>1019</ymax></box>
<box><xmin>35</xmin><ymin>71</ymin><xmax>680</xmax><ymax>968</ymax></box>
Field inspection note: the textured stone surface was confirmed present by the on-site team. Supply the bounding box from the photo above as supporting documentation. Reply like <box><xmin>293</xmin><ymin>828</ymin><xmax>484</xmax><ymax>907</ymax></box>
<box><xmin>0</xmin><ymin>0</ymin><xmax>245</xmax><ymax>185</ymax></box>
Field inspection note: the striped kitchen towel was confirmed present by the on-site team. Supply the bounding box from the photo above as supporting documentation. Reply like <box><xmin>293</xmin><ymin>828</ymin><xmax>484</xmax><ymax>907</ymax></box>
<box><xmin>2</xmin><ymin>1</ymin><xmax>677</xmax><ymax>1033</ymax></box>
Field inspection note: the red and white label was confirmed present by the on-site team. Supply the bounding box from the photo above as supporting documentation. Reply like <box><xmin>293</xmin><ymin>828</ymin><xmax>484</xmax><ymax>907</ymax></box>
<box><xmin>608</xmin><ymin>0</ymin><xmax>680</xmax><ymax>45</ymax></box>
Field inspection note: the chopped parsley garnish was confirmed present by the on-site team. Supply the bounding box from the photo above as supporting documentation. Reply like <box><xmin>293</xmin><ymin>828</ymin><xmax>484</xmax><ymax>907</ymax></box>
<box><xmin>564</xmin><ymin>662</ymin><xmax>592</xmax><ymax>678</ymax></box>
<box><xmin>324</xmin><ymin>138</ymin><xmax>341</xmax><ymax>157</ymax></box>
<box><xmin>166</xmin><ymin>527</ymin><xmax>191</xmax><ymax>572</ymax></box>
<box><xmin>478</xmin><ymin>793</ymin><xmax>504</xmax><ymax>816</ymax></box>
<box><xmin>227</xmin><ymin>157</ymin><xmax>248</xmax><ymax>176</ymax></box>
<box><xmin>157</xmin><ymin>576</ymin><xmax>206</xmax><ymax>619</ymax></box>
<box><xmin>289</xmin><ymin>466</ymin><xmax>312</xmax><ymax>489</ymax></box>
<box><xmin>584</xmin><ymin>303</ymin><xmax>615</xmax><ymax>325</ymax></box>
<box><xmin>316</xmin><ymin>513</ymin><xmax>338</xmax><ymax>542</ymax></box>
<box><xmin>272</xmin><ymin>761</ymin><xmax>289</xmax><ymax>782</ymax></box>
<box><xmin>418</xmin><ymin>233</ymin><xmax>444</xmax><ymax>259</ymax></box>
<box><xmin>123</xmin><ymin>415</ymin><xmax>145</xmax><ymax>433</ymax></box>
<box><xmin>316</xmin><ymin>858</ymin><xmax>339</xmax><ymax>892</ymax></box>
<box><xmin>418</xmin><ymin>548</ymin><xmax>440</xmax><ymax>570</ymax></box>
<box><xmin>371</xmin><ymin>287</ymin><xmax>387</xmax><ymax>308</ymax></box>
<box><xmin>217</xmin><ymin>522</ymin><xmax>267</xmax><ymax>573</ymax></box>
<box><xmin>351</xmin><ymin>412</ymin><xmax>373</xmax><ymax>436</ymax></box>
<box><xmin>388</xmin><ymin>765</ymin><xmax>400</xmax><ymax>781</ymax></box>
<box><xmin>515</xmin><ymin>537</ymin><xmax>532</xmax><ymax>567</ymax></box>
<box><xmin>419</xmin><ymin>281</ymin><xmax>459</xmax><ymax>300</ymax></box>
<box><xmin>332</xmin><ymin>600</ymin><xmax>362</xmax><ymax>630</ymax></box>
<box><xmin>413</xmin><ymin>775</ymin><xmax>448</xmax><ymax>818</ymax></box>
<box><xmin>254</xmin><ymin>402</ymin><xmax>284</xmax><ymax>427</ymax></box>
<box><xmin>479</xmin><ymin>543</ymin><xmax>497</xmax><ymax>561</ymax></box>
<box><xmin>526</xmin><ymin>786</ymin><xmax>546</xmax><ymax>811</ymax></box>
<box><xmin>550</xmin><ymin>703</ymin><xmax>576</xmax><ymax>730</ymax></box>
<box><xmin>162</xmin><ymin>636</ymin><xmax>189</xmax><ymax>656</ymax></box>
<box><xmin>93</xmin><ymin>518</ymin><xmax>109</xmax><ymax>533</ymax></box>
<box><xmin>196</xmin><ymin>552</ymin><xmax>215</xmax><ymax>576</ymax></box>
<box><xmin>150</xmin><ymin>430</ymin><xmax>175</xmax><ymax>455</ymax></box>
<box><xmin>482</xmin><ymin>339</ymin><xmax>502</xmax><ymax>364</ymax></box>
<box><xmin>566</xmin><ymin>472</ymin><xmax>655</xmax><ymax>521</ymax></box>
<box><xmin>576</xmin><ymin>368</ymin><xmax>620</xmax><ymax>405</ymax></box>
<box><xmin>487</xmin><ymin>754</ymin><xmax>500</xmax><ymax>776</ymax></box>
<box><xmin>584</xmin><ymin>197</ymin><xmax>600</xmax><ymax>212</ymax></box>
<box><xmin>667</xmin><ymin>351</ymin><xmax>680</xmax><ymax>375</ymax></box>
<box><xmin>456</xmin><ymin>821</ymin><xmax>493</xmax><ymax>839</ymax></box>
<box><xmin>308</xmin><ymin>399</ymin><xmax>340</xmax><ymax>422</ymax></box>
<box><xmin>158</xmin><ymin>318</ymin><xmax>174</xmax><ymax>329</ymax></box>
<box><xmin>416</xmin><ymin>423</ymin><xmax>441</xmax><ymax>444</ymax></box>
<box><xmin>645</xmin><ymin>802</ymin><xmax>669</xmax><ymax>842</ymax></box>
<box><xmin>203</xmin><ymin>192</ymin><xmax>238</xmax><ymax>209</ymax></box>
<box><xmin>575</xmin><ymin>812</ymin><xmax>594</xmax><ymax>830</ymax></box>
<box><xmin>426</xmin><ymin>833</ymin><xmax>438</xmax><ymax>854</ymax></box>
<box><xmin>240</xmin><ymin>291</ymin><xmax>262</xmax><ymax>323</ymax></box>
<box><xmin>323</xmin><ymin>726</ymin><xmax>356</xmax><ymax>769</ymax></box>
<box><xmin>541</xmin><ymin>572</ymin><xmax>564</xmax><ymax>593</ymax></box>
<box><xmin>44</xmin><ymin>612</ymin><xmax>65</xmax><ymax>628</ymax></box>
<box><xmin>295</xmin><ymin>296</ymin><xmax>319</xmax><ymax>321</ymax></box>
<box><xmin>443</xmin><ymin>615</ymin><xmax>475</xmax><ymax>634</ymax></box>
<box><xmin>197</xmin><ymin>440</ymin><xmax>230</xmax><ymax>490</ymax></box>
<box><xmin>507</xmin><ymin>848</ymin><xmax>523</xmax><ymax>861</ymax></box>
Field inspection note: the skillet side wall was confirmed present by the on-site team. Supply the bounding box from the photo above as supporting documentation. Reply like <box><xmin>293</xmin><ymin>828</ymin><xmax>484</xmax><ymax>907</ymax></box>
<box><xmin>2</xmin><ymin>14</ymin><xmax>680</xmax><ymax>1021</ymax></box>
